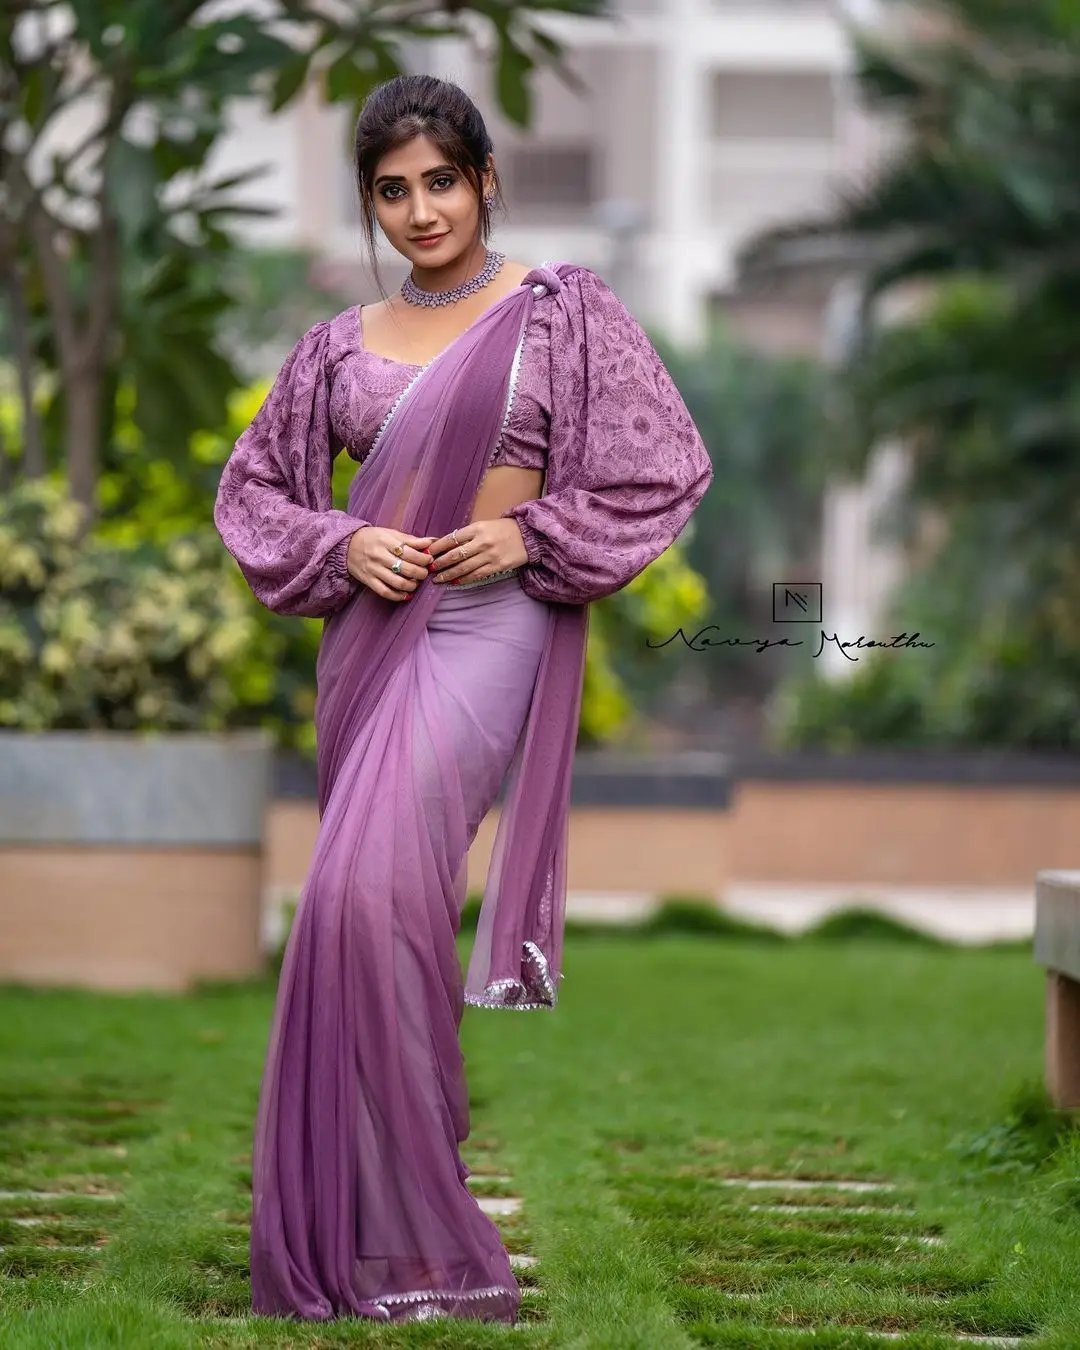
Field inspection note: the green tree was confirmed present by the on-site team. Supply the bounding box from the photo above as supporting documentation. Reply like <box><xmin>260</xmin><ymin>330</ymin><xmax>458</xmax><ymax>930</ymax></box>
<box><xmin>738</xmin><ymin>0</ymin><xmax>1080</xmax><ymax>748</ymax></box>
<box><xmin>70</xmin><ymin>374</ymin><xmax>712</xmax><ymax>752</ymax></box>
<box><xmin>651</xmin><ymin>318</ymin><xmax>830</xmax><ymax>710</ymax></box>
<box><xmin>0</xmin><ymin>0</ymin><xmax>600</xmax><ymax>517</ymax></box>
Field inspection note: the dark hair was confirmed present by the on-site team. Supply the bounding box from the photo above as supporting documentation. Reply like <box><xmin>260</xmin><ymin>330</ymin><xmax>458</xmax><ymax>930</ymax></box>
<box><xmin>353</xmin><ymin>74</ymin><xmax>505</xmax><ymax>298</ymax></box>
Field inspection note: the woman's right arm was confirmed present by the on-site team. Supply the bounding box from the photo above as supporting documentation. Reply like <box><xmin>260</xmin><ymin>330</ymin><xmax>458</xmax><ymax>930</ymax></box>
<box><xmin>214</xmin><ymin>320</ymin><xmax>370</xmax><ymax>619</ymax></box>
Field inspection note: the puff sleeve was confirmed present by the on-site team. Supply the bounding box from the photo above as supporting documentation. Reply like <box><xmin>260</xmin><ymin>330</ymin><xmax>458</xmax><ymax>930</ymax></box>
<box><xmin>502</xmin><ymin>267</ymin><xmax>713</xmax><ymax>606</ymax></box>
<box><xmin>213</xmin><ymin>320</ymin><xmax>369</xmax><ymax>618</ymax></box>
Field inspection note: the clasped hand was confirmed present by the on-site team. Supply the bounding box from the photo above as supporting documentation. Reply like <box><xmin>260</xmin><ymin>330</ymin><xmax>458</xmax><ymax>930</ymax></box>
<box><xmin>346</xmin><ymin>518</ymin><xmax>528</xmax><ymax>602</ymax></box>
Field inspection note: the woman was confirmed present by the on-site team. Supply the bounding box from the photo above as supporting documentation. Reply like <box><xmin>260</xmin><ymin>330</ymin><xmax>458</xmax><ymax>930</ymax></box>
<box><xmin>214</xmin><ymin>73</ymin><xmax>713</xmax><ymax>1325</ymax></box>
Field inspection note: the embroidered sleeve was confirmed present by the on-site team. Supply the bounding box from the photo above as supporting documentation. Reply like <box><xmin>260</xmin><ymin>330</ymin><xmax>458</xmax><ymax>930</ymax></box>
<box><xmin>503</xmin><ymin>267</ymin><xmax>713</xmax><ymax>605</ymax></box>
<box><xmin>213</xmin><ymin>320</ymin><xmax>368</xmax><ymax>618</ymax></box>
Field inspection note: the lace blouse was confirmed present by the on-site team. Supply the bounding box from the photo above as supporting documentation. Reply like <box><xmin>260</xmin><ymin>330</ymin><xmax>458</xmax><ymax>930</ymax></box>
<box><xmin>214</xmin><ymin>264</ymin><xmax>713</xmax><ymax>615</ymax></box>
<box><xmin>325</xmin><ymin>301</ymin><xmax>548</xmax><ymax>473</ymax></box>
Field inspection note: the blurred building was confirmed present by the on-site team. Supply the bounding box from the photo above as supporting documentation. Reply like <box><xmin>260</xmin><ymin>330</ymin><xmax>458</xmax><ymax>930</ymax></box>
<box><xmin>209</xmin><ymin>0</ymin><xmax>904</xmax><ymax>671</ymax></box>
<box><xmin>216</xmin><ymin>0</ymin><xmax>894</xmax><ymax>354</ymax></box>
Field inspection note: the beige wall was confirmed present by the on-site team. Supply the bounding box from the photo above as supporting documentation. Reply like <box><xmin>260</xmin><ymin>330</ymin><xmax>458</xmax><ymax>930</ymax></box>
<box><xmin>0</xmin><ymin>848</ymin><xmax>263</xmax><ymax>991</ymax></box>
<box><xmin>6</xmin><ymin>781</ymin><xmax>1074</xmax><ymax>993</ymax></box>
<box><xmin>733</xmin><ymin>783</ymin><xmax>1080</xmax><ymax>887</ymax></box>
<box><xmin>267</xmin><ymin>781</ymin><xmax>1080</xmax><ymax>899</ymax></box>
<box><xmin>267</xmin><ymin>800</ymin><xmax>729</xmax><ymax>899</ymax></box>
<box><xmin>472</xmin><ymin>44</ymin><xmax>660</xmax><ymax>227</ymax></box>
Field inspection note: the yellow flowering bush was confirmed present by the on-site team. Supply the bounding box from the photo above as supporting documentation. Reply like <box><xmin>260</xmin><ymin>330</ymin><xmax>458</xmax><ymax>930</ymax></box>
<box><xmin>580</xmin><ymin>541</ymin><xmax>711</xmax><ymax>744</ymax></box>
<box><xmin>4</xmin><ymin>370</ymin><xmax>712</xmax><ymax>748</ymax></box>
<box><xmin>0</xmin><ymin>478</ymin><xmax>276</xmax><ymax>732</ymax></box>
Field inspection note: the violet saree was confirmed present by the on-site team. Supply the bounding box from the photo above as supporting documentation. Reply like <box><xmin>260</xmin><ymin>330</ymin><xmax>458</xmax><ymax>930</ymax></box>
<box><xmin>213</xmin><ymin>261</ymin><xmax>713</xmax><ymax>1322</ymax></box>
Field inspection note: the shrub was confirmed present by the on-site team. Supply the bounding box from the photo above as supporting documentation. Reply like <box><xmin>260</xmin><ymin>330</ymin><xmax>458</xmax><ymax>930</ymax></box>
<box><xmin>0</xmin><ymin>478</ymin><xmax>275</xmax><ymax>732</ymax></box>
<box><xmin>2</xmin><ymin>359</ymin><xmax>713</xmax><ymax>752</ymax></box>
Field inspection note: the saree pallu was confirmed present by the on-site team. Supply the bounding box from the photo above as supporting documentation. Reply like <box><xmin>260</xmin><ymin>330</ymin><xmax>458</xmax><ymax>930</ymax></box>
<box><xmin>252</xmin><ymin>574</ymin><xmax>550</xmax><ymax>1322</ymax></box>
<box><xmin>251</xmin><ymin>266</ymin><xmax>584</xmax><ymax>1322</ymax></box>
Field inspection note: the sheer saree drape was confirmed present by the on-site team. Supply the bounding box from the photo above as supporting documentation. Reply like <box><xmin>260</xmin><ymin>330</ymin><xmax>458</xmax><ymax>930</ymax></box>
<box><xmin>314</xmin><ymin>263</ymin><xmax>584</xmax><ymax>1012</ymax></box>
<box><xmin>236</xmin><ymin>257</ymin><xmax>715</xmax><ymax>1323</ymax></box>
<box><xmin>253</xmin><ymin>575</ymin><xmax>549</xmax><ymax>1322</ymax></box>
<box><xmin>251</xmin><ymin>265</ymin><xmax>580</xmax><ymax>1322</ymax></box>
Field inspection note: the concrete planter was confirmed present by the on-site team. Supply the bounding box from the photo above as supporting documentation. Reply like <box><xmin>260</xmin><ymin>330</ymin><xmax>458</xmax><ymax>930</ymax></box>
<box><xmin>0</xmin><ymin>730</ymin><xmax>274</xmax><ymax>991</ymax></box>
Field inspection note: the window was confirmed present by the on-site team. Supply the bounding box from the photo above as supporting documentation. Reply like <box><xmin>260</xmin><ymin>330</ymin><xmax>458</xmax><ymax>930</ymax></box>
<box><xmin>503</xmin><ymin>145</ymin><xmax>598</xmax><ymax>212</ymax></box>
<box><xmin>707</xmin><ymin>69</ymin><xmax>839</xmax><ymax>235</ymax></box>
<box><xmin>711</xmin><ymin>71</ymin><xmax>835</xmax><ymax>141</ymax></box>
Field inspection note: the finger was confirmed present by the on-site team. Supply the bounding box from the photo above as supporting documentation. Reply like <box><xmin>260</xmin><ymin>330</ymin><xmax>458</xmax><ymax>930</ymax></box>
<box><xmin>381</xmin><ymin>539</ymin><xmax>432</xmax><ymax>569</ymax></box>
<box><xmin>379</xmin><ymin>542</ymin><xmax>430</xmax><ymax>575</ymax></box>
<box><xmin>398</xmin><ymin>533</ymin><xmax>437</xmax><ymax>550</ymax></box>
<box><xmin>434</xmin><ymin>548</ymin><xmax>488</xmax><ymax>580</ymax></box>
<box><xmin>428</xmin><ymin>530</ymin><xmax>474</xmax><ymax>559</ymax></box>
<box><xmin>391</xmin><ymin>573</ymin><xmax>424</xmax><ymax>594</ymax></box>
<box><xmin>384</xmin><ymin>537</ymin><xmax>429</xmax><ymax>556</ymax></box>
<box><xmin>430</xmin><ymin>542</ymin><xmax>480</xmax><ymax>572</ymax></box>
<box><xmin>434</xmin><ymin>561</ymin><xmax>484</xmax><ymax>584</ymax></box>
<box><xmin>387</xmin><ymin>558</ymin><xmax>428</xmax><ymax>581</ymax></box>
<box><xmin>374</xmin><ymin>566</ymin><xmax>418</xmax><ymax>595</ymax></box>
<box><xmin>367</xmin><ymin>579</ymin><xmax>406</xmax><ymax>601</ymax></box>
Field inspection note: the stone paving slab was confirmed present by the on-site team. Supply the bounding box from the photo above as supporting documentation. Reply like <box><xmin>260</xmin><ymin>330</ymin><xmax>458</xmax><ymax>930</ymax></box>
<box><xmin>714</xmin><ymin>1177</ymin><xmax>898</xmax><ymax>1193</ymax></box>
<box><xmin>0</xmin><ymin>1190</ymin><xmax>120</xmax><ymax>1201</ymax></box>
<box><xmin>721</xmin><ymin>885</ymin><xmax>1034</xmax><ymax>944</ymax></box>
<box><xmin>9</xmin><ymin>1217</ymin><xmax>86</xmax><ymax>1226</ymax></box>
<box><xmin>850</xmin><ymin>1336</ymin><xmax>1025</xmax><ymax>1347</ymax></box>
<box><xmin>756</xmin><ymin>1332</ymin><xmax>1026</xmax><ymax>1347</ymax></box>
<box><xmin>745</xmin><ymin>1202</ymin><xmax>917</xmax><ymax>1216</ymax></box>
<box><xmin>477</xmin><ymin>1196</ymin><xmax>522</xmax><ymax>1215</ymax></box>
<box><xmin>0</xmin><ymin>1244</ymin><xmax>103</xmax><ymax>1254</ymax></box>
<box><xmin>264</xmin><ymin>884</ymin><xmax>1036</xmax><ymax>951</ymax></box>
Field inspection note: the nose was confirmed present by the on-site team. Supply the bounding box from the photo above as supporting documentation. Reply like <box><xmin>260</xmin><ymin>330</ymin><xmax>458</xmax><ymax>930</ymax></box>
<box><xmin>408</xmin><ymin>189</ymin><xmax>438</xmax><ymax>229</ymax></box>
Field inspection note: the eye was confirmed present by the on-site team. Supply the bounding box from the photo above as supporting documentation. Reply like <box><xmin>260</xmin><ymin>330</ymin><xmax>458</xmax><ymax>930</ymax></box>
<box><xmin>378</xmin><ymin>173</ymin><xmax>456</xmax><ymax>201</ymax></box>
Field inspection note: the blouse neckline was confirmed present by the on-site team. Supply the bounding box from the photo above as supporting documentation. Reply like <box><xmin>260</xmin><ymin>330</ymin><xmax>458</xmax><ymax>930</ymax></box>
<box><xmin>353</xmin><ymin>267</ymin><xmax>551</xmax><ymax>373</ymax></box>
<box><xmin>355</xmin><ymin>305</ymin><xmax>427</xmax><ymax>371</ymax></box>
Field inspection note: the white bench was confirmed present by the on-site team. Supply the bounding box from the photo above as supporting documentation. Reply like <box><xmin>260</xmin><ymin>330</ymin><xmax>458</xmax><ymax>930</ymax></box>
<box><xmin>1034</xmin><ymin>870</ymin><xmax>1080</xmax><ymax>1108</ymax></box>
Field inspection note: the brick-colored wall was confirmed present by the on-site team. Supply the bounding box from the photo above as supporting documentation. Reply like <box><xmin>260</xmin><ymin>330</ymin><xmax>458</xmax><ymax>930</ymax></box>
<box><xmin>732</xmin><ymin>782</ymin><xmax>1080</xmax><ymax>886</ymax></box>
<box><xmin>0</xmin><ymin>847</ymin><xmax>263</xmax><ymax>990</ymax></box>
<box><xmin>6</xmin><ymin>780</ymin><xmax>1076</xmax><ymax>993</ymax></box>
<box><xmin>266</xmin><ymin>801</ymin><xmax>730</xmax><ymax>898</ymax></box>
<box><xmin>266</xmin><ymin>780</ymin><xmax>1080</xmax><ymax>897</ymax></box>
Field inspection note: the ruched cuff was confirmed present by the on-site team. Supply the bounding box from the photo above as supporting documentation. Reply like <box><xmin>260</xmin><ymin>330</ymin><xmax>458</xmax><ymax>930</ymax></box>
<box><xmin>505</xmin><ymin>506</ymin><xmax>546</xmax><ymax>568</ymax></box>
<box><xmin>326</xmin><ymin>530</ymin><xmax>360</xmax><ymax>593</ymax></box>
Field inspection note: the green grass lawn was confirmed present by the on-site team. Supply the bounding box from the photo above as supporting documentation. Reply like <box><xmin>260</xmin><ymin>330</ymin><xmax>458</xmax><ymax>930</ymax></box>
<box><xmin>2</xmin><ymin>925</ymin><xmax>1080</xmax><ymax>1349</ymax></box>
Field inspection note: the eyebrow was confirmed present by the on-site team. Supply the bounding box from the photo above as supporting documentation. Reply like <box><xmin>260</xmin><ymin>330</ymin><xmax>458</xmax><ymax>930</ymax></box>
<box><xmin>373</xmin><ymin>163</ymin><xmax>456</xmax><ymax>187</ymax></box>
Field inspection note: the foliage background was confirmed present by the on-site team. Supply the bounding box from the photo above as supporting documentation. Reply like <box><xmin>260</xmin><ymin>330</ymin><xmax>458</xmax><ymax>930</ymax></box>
<box><xmin>739</xmin><ymin>0</ymin><xmax>1080</xmax><ymax>751</ymax></box>
<box><xmin>0</xmin><ymin>0</ymin><xmax>719</xmax><ymax>753</ymax></box>
<box><xmin>0</xmin><ymin>354</ymin><xmax>713</xmax><ymax>751</ymax></box>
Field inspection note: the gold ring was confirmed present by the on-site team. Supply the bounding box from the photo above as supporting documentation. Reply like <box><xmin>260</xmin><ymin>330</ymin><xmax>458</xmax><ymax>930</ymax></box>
<box><xmin>392</xmin><ymin>543</ymin><xmax>404</xmax><ymax>558</ymax></box>
<box><xmin>456</xmin><ymin>545</ymin><xmax>466</xmax><ymax>562</ymax></box>
<box><xmin>451</xmin><ymin>529</ymin><xmax>460</xmax><ymax>547</ymax></box>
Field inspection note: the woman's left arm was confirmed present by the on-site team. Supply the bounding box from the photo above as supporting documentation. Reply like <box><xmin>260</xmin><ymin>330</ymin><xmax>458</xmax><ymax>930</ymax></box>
<box><xmin>501</xmin><ymin>268</ymin><xmax>713</xmax><ymax>606</ymax></box>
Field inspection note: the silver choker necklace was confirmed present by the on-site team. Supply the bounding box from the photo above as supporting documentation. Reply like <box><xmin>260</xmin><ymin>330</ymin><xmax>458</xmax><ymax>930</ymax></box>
<box><xmin>401</xmin><ymin>248</ymin><xmax>506</xmax><ymax>307</ymax></box>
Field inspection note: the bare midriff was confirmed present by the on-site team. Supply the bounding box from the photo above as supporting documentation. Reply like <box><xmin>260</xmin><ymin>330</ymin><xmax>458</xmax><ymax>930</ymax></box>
<box><xmin>359</xmin><ymin>266</ymin><xmax>544</xmax><ymax>532</ymax></box>
<box><xmin>469</xmin><ymin>465</ymin><xmax>544</xmax><ymax>526</ymax></box>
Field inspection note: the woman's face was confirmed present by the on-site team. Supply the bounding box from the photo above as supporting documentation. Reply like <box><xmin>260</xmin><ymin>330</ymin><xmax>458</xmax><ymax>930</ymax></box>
<box><xmin>371</xmin><ymin>133</ymin><xmax>491</xmax><ymax>272</ymax></box>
